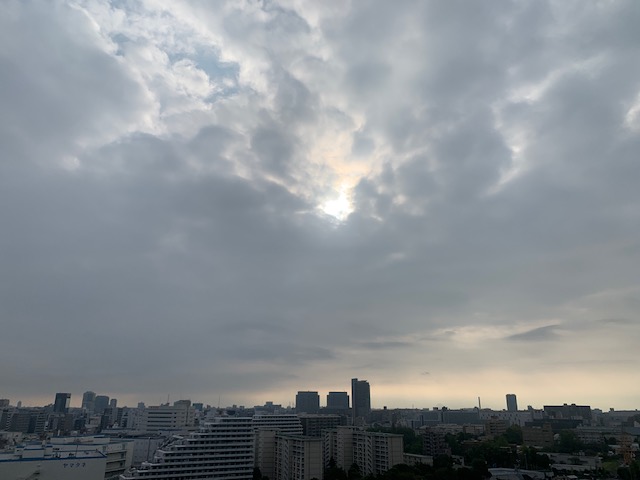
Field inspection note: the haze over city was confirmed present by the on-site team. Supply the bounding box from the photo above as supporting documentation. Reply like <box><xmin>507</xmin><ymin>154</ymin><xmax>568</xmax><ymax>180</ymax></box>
<box><xmin>1</xmin><ymin>0</ymin><xmax>639</xmax><ymax>410</ymax></box>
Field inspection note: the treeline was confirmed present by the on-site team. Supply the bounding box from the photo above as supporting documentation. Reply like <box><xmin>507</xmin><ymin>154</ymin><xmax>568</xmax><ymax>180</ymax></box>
<box><xmin>323</xmin><ymin>457</ymin><xmax>490</xmax><ymax>480</ymax></box>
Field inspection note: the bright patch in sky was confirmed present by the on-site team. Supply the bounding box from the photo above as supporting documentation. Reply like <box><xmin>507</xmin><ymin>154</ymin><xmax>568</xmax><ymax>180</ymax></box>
<box><xmin>319</xmin><ymin>187</ymin><xmax>353</xmax><ymax>220</ymax></box>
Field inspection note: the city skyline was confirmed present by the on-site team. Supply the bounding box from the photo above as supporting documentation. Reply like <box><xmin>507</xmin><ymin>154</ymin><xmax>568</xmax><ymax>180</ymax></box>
<box><xmin>1</xmin><ymin>1</ymin><xmax>639</xmax><ymax>409</ymax></box>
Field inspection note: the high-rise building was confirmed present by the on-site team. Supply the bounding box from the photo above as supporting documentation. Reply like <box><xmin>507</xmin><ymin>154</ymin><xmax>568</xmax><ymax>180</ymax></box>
<box><xmin>299</xmin><ymin>414</ymin><xmax>347</xmax><ymax>437</ymax></box>
<box><xmin>109</xmin><ymin>398</ymin><xmax>118</xmax><ymax>409</ymax></box>
<box><xmin>295</xmin><ymin>391</ymin><xmax>320</xmax><ymax>414</ymax></box>
<box><xmin>323</xmin><ymin>426</ymin><xmax>403</xmax><ymax>477</ymax></box>
<box><xmin>275</xmin><ymin>434</ymin><xmax>323</xmax><ymax>480</ymax></box>
<box><xmin>53</xmin><ymin>393</ymin><xmax>71</xmax><ymax>414</ymax></box>
<box><xmin>94</xmin><ymin>395</ymin><xmax>110</xmax><ymax>415</ymax></box>
<box><xmin>82</xmin><ymin>391</ymin><xmax>96</xmax><ymax>413</ymax></box>
<box><xmin>506</xmin><ymin>394</ymin><xmax>518</xmax><ymax>412</ymax></box>
<box><xmin>0</xmin><ymin>399</ymin><xmax>9</xmax><ymax>408</ymax></box>
<box><xmin>351</xmin><ymin>379</ymin><xmax>371</xmax><ymax>419</ymax></box>
<box><xmin>327</xmin><ymin>392</ymin><xmax>349</xmax><ymax>410</ymax></box>
<box><xmin>121</xmin><ymin>416</ymin><xmax>254</xmax><ymax>480</ymax></box>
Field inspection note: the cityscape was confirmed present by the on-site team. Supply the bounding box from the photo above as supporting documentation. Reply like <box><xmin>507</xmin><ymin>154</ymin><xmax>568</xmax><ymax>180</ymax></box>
<box><xmin>1</xmin><ymin>382</ymin><xmax>639</xmax><ymax>480</ymax></box>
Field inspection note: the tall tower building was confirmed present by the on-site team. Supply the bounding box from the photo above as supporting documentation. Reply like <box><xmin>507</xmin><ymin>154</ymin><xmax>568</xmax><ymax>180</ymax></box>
<box><xmin>506</xmin><ymin>394</ymin><xmax>518</xmax><ymax>412</ymax></box>
<box><xmin>94</xmin><ymin>395</ymin><xmax>110</xmax><ymax>414</ymax></box>
<box><xmin>351</xmin><ymin>379</ymin><xmax>371</xmax><ymax>420</ymax></box>
<box><xmin>53</xmin><ymin>393</ymin><xmax>71</xmax><ymax>414</ymax></box>
<box><xmin>327</xmin><ymin>392</ymin><xmax>349</xmax><ymax>410</ymax></box>
<box><xmin>82</xmin><ymin>391</ymin><xmax>96</xmax><ymax>413</ymax></box>
<box><xmin>295</xmin><ymin>391</ymin><xmax>320</xmax><ymax>414</ymax></box>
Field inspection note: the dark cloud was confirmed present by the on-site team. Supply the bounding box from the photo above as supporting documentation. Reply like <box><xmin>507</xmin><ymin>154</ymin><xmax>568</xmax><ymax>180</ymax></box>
<box><xmin>506</xmin><ymin>325</ymin><xmax>560</xmax><ymax>342</ymax></box>
<box><xmin>1</xmin><ymin>0</ymin><xmax>639</xmax><ymax>408</ymax></box>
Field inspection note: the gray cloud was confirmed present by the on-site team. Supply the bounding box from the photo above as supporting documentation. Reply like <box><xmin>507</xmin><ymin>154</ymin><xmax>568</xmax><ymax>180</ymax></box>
<box><xmin>1</xmin><ymin>0</ymin><xmax>639</xmax><ymax>409</ymax></box>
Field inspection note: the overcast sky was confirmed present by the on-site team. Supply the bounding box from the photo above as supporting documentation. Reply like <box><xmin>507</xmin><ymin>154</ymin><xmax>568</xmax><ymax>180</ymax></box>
<box><xmin>1</xmin><ymin>0</ymin><xmax>639</xmax><ymax>411</ymax></box>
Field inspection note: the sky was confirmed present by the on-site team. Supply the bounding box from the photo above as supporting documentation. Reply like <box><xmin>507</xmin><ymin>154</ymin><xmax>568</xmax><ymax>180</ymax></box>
<box><xmin>1</xmin><ymin>0</ymin><xmax>639</xmax><ymax>411</ymax></box>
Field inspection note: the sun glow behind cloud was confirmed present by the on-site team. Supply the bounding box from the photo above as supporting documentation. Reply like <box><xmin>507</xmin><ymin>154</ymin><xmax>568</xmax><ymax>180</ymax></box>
<box><xmin>319</xmin><ymin>185</ymin><xmax>353</xmax><ymax>220</ymax></box>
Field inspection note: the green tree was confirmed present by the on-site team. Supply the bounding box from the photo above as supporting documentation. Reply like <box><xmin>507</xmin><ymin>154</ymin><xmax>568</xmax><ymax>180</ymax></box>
<box><xmin>556</xmin><ymin>430</ymin><xmax>583</xmax><ymax>454</ymax></box>
<box><xmin>347</xmin><ymin>463</ymin><xmax>362</xmax><ymax>480</ymax></box>
<box><xmin>503</xmin><ymin>425</ymin><xmax>523</xmax><ymax>445</ymax></box>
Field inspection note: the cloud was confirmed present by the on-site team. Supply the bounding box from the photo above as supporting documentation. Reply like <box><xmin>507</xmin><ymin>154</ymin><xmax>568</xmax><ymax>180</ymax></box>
<box><xmin>506</xmin><ymin>325</ymin><xmax>560</xmax><ymax>342</ymax></box>
<box><xmin>1</xmin><ymin>0</ymin><xmax>639</xmax><ymax>409</ymax></box>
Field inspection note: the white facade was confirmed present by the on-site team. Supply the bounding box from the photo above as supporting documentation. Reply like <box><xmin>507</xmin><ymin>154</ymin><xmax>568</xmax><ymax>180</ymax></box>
<box><xmin>252</xmin><ymin>414</ymin><xmax>303</xmax><ymax>435</ymax></box>
<box><xmin>323</xmin><ymin>426</ymin><xmax>403</xmax><ymax>477</ymax></box>
<box><xmin>121</xmin><ymin>416</ymin><xmax>254</xmax><ymax>480</ymax></box>
<box><xmin>137</xmin><ymin>403</ymin><xmax>195</xmax><ymax>432</ymax></box>
<box><xmin>275</xmin><ymin>434</ymin><xmax>323</xmax><ymax>480</ymax></box>
<box><xmin>0</xmin><ymin>443</ymin><xmax>107</xmax><ymax>480</ymax></box>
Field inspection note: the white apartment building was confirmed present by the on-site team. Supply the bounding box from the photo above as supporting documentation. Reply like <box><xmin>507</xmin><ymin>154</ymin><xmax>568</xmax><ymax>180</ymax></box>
<box><xmin>323</xmin><ymin>426</ymin><xmax>403</xmax><ymax>477</ymax></box>
<box><xmin>275</xmin><ymin>434</ymin><xmax>323</xmax><ymax>480</ymax></box>
<box><xmin>120</xmin><ymin>416</ymin><xmax>255</xmax><ymax>480</ymax></box>
<box><xmin>252</xmin><ymin>414</ymin><xmax>303</xmax><ymax>435</ymax></box>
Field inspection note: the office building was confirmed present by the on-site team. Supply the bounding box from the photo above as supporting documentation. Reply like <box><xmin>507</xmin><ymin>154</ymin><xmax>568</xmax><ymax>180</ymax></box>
<box><xmin>53</xmin><ymin>393</ymin><xmax>71</xmax><ymax>414</ymax></box>
<box><xmin>82</xmin><ymin>391</ymin><xmax>97</xmax><ymax>413</ymax></box>
<box><xmin>0</xmin><ymin>442</ymin><xmax>107</xmax><ymax>480</ymax></box>
<box><xmin>351</xmin><ymin>379</ymin><xmax>371</xmax><ymax>420</ymax></box>
<box><xmin>121</xmin><ymin>416</ymin><xmax>255</xmax><ymax>479</ymax></box>
<box><xmin>137</xmin><ymin>401</ymin><xmax>195</xmax><ymax>431</ymax></box>
<box><xmin>109</xmin><ymin>398</ymin><xmax>118</xmax><ymax>410</ymax></box>
<box><xmin>0</xmin><ymin>399</ymin><xmax>9</xmax><ymax>408</ymax></box>
<box><xmin>506</xmin><ymin>394</ymin><xmax>518</xmax><ymax>412</ymax></box>
<box><xmin>95</xmin><ymin>395</ymin><xmax>110</xmax><ymax>415</ymax></box>
<box><xmin>296</xmin><ymin>391</ymin><xmax>320</xmax><ymax>414</ymax></box>
<box><xmin>326</xmin><ymin>392</ymin><xmax>349</xmax><ymax>411</ymax></box>
<box><xmin>544</xmin><ymin>404</ymin><xmax>592</xmax><ymax>422</ymax></box>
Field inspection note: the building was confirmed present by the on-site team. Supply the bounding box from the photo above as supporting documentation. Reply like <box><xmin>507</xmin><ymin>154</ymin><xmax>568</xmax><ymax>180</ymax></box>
<box><xmin>0</xmin><ymin>442</ymin><xmax>107</xmax><ymax>480</ymax></box>
<box><xmin>479</xmin><ymin>409</ymin><xmax>533</xmax><ymax>427</ymax></box>
<box><xmin>253</xmin><ymin>414</ymin><xmax>303</xmax><ymax>436</ymax></box>
<box><xmin>485</xmin><ymin>416</ymin><xmax>508</xmax><ymax>438</ymax></box>
<box><xmin>522</xmin><ymin>423</ymin><xmax>554</xmax><ymax>449</ymax></box>
<box><xmin>296</xmin><ymin>391</ymin><xmax>320</xmax><ymax>414</ymax></box>
<box><xmin>121</xmin><ymin>416</ymin><xmax>255</xmax><ymax>480</ymax></box>
<box><xmin>275</xmin><ymin>434</ymin><xmax>323</xmax><ymax>480</ymax></box>
<box><xmin>544</xmin><ymin>404</ymin><xmax>592</xmax><ymax>422</ymax></box>
<box><xmin>420</xmin><ymin>426</ymin><xmax>452</xmax><ymax>456</ymax></box>
<box><xmin>351</xmin><ymin>379</ymin><xmax>371</xmax><ymax>420</ymax></box>
<box><xmin>5</xmin><ymin>408</ymin><xmax>47</xmax><ymax>434</ymax></box>
<box><xmin>324</xmin><ymin>426</ymin><xmax>403</xmax><ymax>477</ymax></box>
<box><xmin>83</xmin><ymin>391</ymin><xmax>97</xmax><ymax>413</ymax></box>
<box><xmin>49</xmin><ymin>435</ymin><xmax>134</xmax><ymax>480</ymax></box>
<box><xmin>95</xmin><ymin>396</ymin><xmax>110</xmax><ymax>415</ymax></box>
<box><xmin>137</xmin><ymin>401</ymin><xmax>195</xmax><ymax>432</ymax></box>
<box><xmin>53</xmin><ymin>393</ymin><xmax>71</xmax><ymax>414</ymax></box>
<box><xmin>0</xmin><ymin>399</ymin><xmax>10</xmax><ymax>408</ymax></box>
<box><xmin>506</xmin><ymin>394</ymin><xmax>518</xmax><ymax>412</ymax></box>
<box><xmin>299</xmin><ymin>414</ymin><xmax>347</xmax><ymax>437</ymax></box>
<box><xmin>327</xmin><ymin>392</ymin><xmax>349</xmax><ymax>410</ymax></box>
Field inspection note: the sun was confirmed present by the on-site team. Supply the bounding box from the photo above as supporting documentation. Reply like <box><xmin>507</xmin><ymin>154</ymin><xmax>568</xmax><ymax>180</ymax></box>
<box><xmin>320</xmin><ymin>186</ymin><xmax>353</xmax><ymax>221</ymax></box>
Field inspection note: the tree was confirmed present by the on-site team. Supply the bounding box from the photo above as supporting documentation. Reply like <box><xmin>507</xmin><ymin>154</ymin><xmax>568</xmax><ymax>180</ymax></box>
<box><xmin>503</xmin><ymin>425</ymin><xmax>523</xmax><ymax>445</ymax></box>
<box><xmin>348</xmin><ymin>463</ymin><xmax>362</xmax><ymax>480</ymax></box>
<box><xmin>556</xmin><ymin>430</ymin><xmax>583</xmax><ymax>454</ymax></box>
